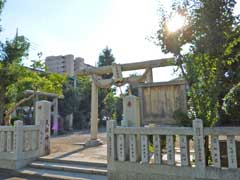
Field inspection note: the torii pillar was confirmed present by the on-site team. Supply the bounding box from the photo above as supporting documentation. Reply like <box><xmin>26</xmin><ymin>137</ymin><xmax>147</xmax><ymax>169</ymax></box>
<box><xmin>86</xmin><ymin>78</ymin><xmax>102</xmax><ymax>146</ymax></box>
<box><xmin>90</xmin><ymin>79</ymin><xmax>98</xmax><ymax>140</ymax></box>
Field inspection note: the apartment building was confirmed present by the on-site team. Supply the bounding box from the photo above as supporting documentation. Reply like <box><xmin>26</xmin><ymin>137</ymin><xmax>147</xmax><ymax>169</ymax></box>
<box><xmin>45</xmin><ymin>55</ymin><xmax>87</xmax><ymax>76</ymax></box>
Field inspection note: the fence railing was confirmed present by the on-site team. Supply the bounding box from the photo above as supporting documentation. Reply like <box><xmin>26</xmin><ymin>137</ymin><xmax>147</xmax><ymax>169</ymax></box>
<box><xmin>0</xmin><ymin>120</ymin><xmax>40</xmax><ymax>169</ymax></box>
<box><xmin>107</xmin><ymin>119</ymin><xmax>240</xmax><ymax>180</ymax></box>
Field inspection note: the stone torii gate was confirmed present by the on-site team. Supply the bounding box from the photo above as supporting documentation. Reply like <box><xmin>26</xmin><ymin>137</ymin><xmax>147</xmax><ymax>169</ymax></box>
<box><xmin>76</xmin><ymin>58</ymin><xmax>174</xmax><ymax>146</ymax></box>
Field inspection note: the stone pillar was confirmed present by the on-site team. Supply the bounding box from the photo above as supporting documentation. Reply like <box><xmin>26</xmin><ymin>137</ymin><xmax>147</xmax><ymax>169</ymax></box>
<box><xmin>90</xmin><ymin>80</ymin><xmax>98</xmax><ymax>140</ymax></box>
<box><xmin>122</xmin><ymin>95</ymin><xmax>141</xmax><ymax>127</ymax></box>
<box><xmin>146</xmin><ymin>68</ymin><xmax>153</xmax><ymax>83</ymax></box>
<box><xmin>85</xmin><ymin>80</ymin><xmax>102</xmax><ymax>147</ymax></box>
<box><xmin>35</xmin><ymin>100</ymin><xmax>51</xmax><ymax>156</ymax></box>
<box><xmin>107</xmin><ymin>120</ymin><xmax>116</xmax><ymax>162</ymax></box>
<box><xmin>14</xmin><ymin>120</ymin><xmax>23</xmax><ymax>160</ymax></box>
<box><xmin>122</xmin><ymin>95</ymin><xmax>141</xmax><ymax>161</ymax></box>
<box><xmin>68</xmin><ymin>114</ymin><xmax>73</xmax><ymax>130</ymax></box>
<box><xmin>193</xmin><ymin>118</ymin><xmax>206</xmax><ymax>178</ymax></box>
<box><xmin>53</xmin><ymin>98</ymin><xmax>58</xmax><ymax>135</ymax></box>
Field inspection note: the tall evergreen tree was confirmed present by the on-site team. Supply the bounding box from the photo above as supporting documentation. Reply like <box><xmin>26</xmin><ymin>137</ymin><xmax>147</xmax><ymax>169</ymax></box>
<box><xmin>97</xmin><ymin>47</ymin><xmax>118</xmax><ymax>124</ymax></box>
<box><xmin>98</xmin><ymin>46</ymin><xmax>115</xmax><ymax>67</ymax></box>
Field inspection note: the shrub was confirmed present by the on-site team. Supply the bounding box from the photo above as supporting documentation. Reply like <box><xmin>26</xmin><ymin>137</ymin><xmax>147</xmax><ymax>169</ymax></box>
<box><xmin>173</xmin><ymin>109</ymin><xmax>192</xmax><ymax>127</ymax></box>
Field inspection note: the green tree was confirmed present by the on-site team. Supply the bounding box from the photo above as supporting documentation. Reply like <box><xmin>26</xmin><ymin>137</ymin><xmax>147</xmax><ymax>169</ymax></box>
<box><xmin>98</xmin><ymin>46</ymin><xmax>115</xmax><ymax>67</ymax></box>
<box><xmin>222</xmin><ymin>82</ymin><xmax>240</xmax><ymax>124</ymax></box>
<box><xmin>2</xmin><ymin>62</ymin><xmax>66</xmax><ymax>125</ymax></box>
<box><xmin>74</xmin><ymin>76</ymin><xmax>91</xmax><ymax>129</ymax></box>
<box><xmin>0</xmin><ymin>30</ymin><xmax>30</xmax><ymax>124</ymax></box>
<box><xmin>1</xmin><ymin>33</ymin><xmax>30</xmax><ymax>64</ymax></box>
<box><xmin>0</xmin><ymin>34</ymin><xmax>66</xmax><ymax>124</ymax></box>
<box><xmin>59</xmin><ymin>77</ymin><xmax>81</xmax><ymax>118</ymax></box>
<box><xmin>0</xmin><ymin>0</ymin><xmax>5</xmax><ymax>32</ymax></box>
<box><xmin>97</xmin><ymin>47</ymin><xmax>118</xmax><ymax>124</ymax></box>
<box><xmin>0</xmin><ymin>1</ymin><xmax>66</xmax><ymax>124</ymax></box>
<box><xmin>59</xmin><ymin>76</ymin><xmax>92</xmax><ymax>129</ymax></box>
<box><xmin>156</xmin><ymin>0</ymin><xmax>239</xmax><ymax>126</ymax></box>
<box><xmin>98</xmin><ymin>46</ymin><xmax>115</xmax><ymax>80</ymax></box>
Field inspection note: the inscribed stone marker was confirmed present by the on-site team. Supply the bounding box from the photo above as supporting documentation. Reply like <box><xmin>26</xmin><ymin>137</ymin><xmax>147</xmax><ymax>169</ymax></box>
<box><xmin>117</xmin><ymin>134</ymin><xmax>126</xmax><ymax>161</ymax></box>
<box><xmin>227</xmin><ymin>135</ymin><xmax>237</xmax><ymax>168</ymax></box>
<box><xmin>141</xmin><ymin>135</ymin><xmax>149</xmax><ymax>163</ymax></box>
<box><xmin>211</xmin><ymin>135</ymin><xmax>220</xmax><ymax>168</ymax></box>
<box><xmin>166</xmin><ymin>135</ymin><xmax>175</xmax><ymax>165</ymax></box>
<box><xmin>129</xmin><ymin>135</ymin><xmax>137</xmax><ymax>162</ymax></box>
<box><xmin>153</xmin><ymin>135</ymin><xmax>161</xmax><ymax>164</ymax></box>
<box><xmin>180</xmin><ymin>135</ymin><xmax>189</xmax><ymax>166</ymax></box>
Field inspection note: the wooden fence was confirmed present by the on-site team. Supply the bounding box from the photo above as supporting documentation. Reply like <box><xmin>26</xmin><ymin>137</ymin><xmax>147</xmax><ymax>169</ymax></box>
<box><xmin>137</xmin><ymin>80</ymin><xmax>187</xmax><ymax>125</ymax></box>
<box><xmin>107</xmin><ymin>119</ymin><xmax>240</xmax><ymax>180</ymax></box>
<box><xmin>0</xmin><ymin>120</ymin><xmax>40</xmax><ymax>169</ymax></box>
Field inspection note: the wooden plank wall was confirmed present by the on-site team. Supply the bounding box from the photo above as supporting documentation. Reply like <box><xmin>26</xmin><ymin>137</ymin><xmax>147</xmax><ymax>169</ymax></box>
<box><xmin>138</xmin><ymin>81</ymin><xmax>186</xmax><ymax>125</ymax></box>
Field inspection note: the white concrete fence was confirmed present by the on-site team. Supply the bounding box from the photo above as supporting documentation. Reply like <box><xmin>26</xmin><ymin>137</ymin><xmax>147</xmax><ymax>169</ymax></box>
<box><xmin>107</xmin><ymin>119</ymin><xmax>240</xmax><ymax>180</ymax></box>
<box><xmin>0</xmin><ymin>121</ymin><xmax>40</xmax><ymax>169</ymax></box>
<box><xmin>0</xmin><ymin>100</ymin><xmax>51</xmax><ymax>169</ymax></box>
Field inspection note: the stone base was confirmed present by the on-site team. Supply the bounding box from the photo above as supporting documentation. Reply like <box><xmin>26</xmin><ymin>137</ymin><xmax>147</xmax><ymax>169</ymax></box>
<box><xmin>85</xmin><ymin>139</ymin><xmax>103</xmax><ymax>147</ymax></box>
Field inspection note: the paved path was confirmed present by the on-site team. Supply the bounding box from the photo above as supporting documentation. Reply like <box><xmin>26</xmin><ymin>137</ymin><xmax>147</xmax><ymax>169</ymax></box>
<box><xmin>0</xmin><ymin>169</ymin><xmax>43</xmax><ymax>180</ymax></box>
<box><xmin>43</xmin><ymin>130</ymin><xmax>107</xmax><ymax>163</ymax></box>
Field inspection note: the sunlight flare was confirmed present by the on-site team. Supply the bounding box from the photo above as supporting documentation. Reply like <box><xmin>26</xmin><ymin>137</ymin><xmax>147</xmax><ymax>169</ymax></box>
<box><xmin>167</xmin><ymin>14</ymin><xmax>185</xmax><ymax>32</ymax></box>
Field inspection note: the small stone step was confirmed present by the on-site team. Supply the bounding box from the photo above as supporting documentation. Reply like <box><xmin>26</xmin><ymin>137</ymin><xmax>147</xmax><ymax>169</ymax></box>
<box><xmin>38</xmin><ymin>157</ymin><xmax>107</xmax><ymax>168</ymax></box>
<box><xmin>28</xmin><ymin>161</ymin><xmax>107</xmax><ymax>176</ymax></box>
<box><xmin>18</xmin><ymin>167</ymin><xmax>107</xmax><ymax>180</ymax></box>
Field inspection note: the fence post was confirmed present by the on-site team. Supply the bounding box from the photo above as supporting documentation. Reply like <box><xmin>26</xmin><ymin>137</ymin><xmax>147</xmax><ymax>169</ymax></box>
<box><xmin>107</xmin><ymin>120</ymin><xmax>116</xmax><ymax>162</ymax></box>
<box><xmin>14</xmin><ymin>120</ymin><xmax>23</xmax><ymax>160</ymax></box>
<box><xmin>193</xmin><ymin>118</ymin><xmax>206</xmax><ymax>178</ymax></box>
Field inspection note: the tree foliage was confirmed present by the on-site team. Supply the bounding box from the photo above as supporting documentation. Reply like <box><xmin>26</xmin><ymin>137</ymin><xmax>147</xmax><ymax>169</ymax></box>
<box><xmin>222</xmin><ymin>82</ymin><xmax>240</xmax><ymax>123</ymax></box>
<box><xmin>0</xmin><ymin>1</ymin><xmax>66</xmax><ymax>124</ymax></box>
<box><xmin>98</xmin><ymin>46</ymin><xmax>115</xmax><ymax>67</ymax></box>
<box><xmin>73</xmin><ymin>76</ymin><xmax>91</xmax><ymax>128</ymax></box>
<box><xmin>0</xmin><ymin>27</ymin><xmax>66</xmax><ymax>124</ymax></box>
<box><xmin>95</xmin><ymin>47</ymin><xmax>124</xmax><ymax>123</ymax></box>
<box><xmin>59</xmin><ymin>76</ymin><xmax>91</xmax><ymax>129</ymax></box>
<box><xmin>97</xmin><ymin>47</ymin><xmax>120</xmax><ymax>123</ymax></box>
<box><xmin>0</xmin><ymin>0</ymin><xmax>5</xmax><ymax>32</ymax></box>
<box><xmin>156</xmin><ymin>0</ymin><xmax>240</xmax><ymax>126</ymax></box>
<box><xmin>1</xmin><ymin>34</ymin><xmax>30</xmax><ymax>63</ymax></box>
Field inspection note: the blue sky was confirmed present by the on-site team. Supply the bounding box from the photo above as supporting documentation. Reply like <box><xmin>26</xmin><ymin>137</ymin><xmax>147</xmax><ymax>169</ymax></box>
<box><xmin>1</xmin><ymin>0</ymin><xmax>240</xmax><ymax>82</ymax></box>
<box><xmin>1</xmin><ymin>0</ymin><xmax>167</xmax><ymax>63</ymax></box>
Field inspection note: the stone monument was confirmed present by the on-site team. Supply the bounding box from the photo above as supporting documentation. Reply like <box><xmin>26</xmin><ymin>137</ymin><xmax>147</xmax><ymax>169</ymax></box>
<box><xmin>122</xmin><ymin>95</ymin><xmax>141</xmax><ymax>127</ymax></box>
<box><xmin>35</xmin><ymin>100</ymin><xmax>51</xmax><ymax>156</ymax></box>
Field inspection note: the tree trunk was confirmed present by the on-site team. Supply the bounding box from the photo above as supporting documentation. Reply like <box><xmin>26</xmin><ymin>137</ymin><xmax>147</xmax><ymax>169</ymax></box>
<box><xmin>176</xmin><ymin>55</ymin><xmax>189</xmax><ymax>88</ymax></box>
<box><xmin>4</xmin><ymin>93</ymin><xmax>35</xmax><ymax>125</ymax></box>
